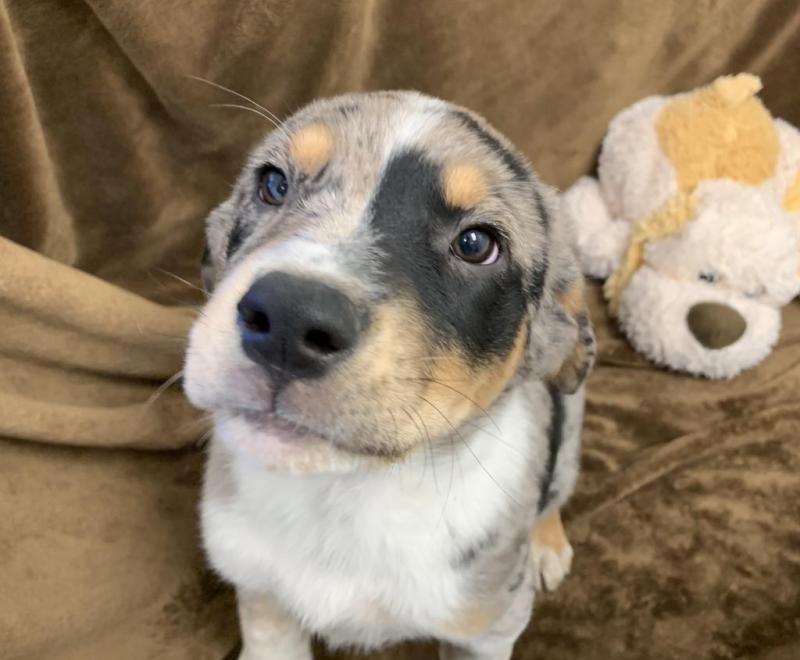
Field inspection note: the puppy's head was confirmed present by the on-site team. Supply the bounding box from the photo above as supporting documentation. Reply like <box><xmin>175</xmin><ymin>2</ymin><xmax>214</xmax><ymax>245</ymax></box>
<box><xmin>185</xmin><ymin>91</ymin><xmax>593</xmax><ymax>473</ymax></box>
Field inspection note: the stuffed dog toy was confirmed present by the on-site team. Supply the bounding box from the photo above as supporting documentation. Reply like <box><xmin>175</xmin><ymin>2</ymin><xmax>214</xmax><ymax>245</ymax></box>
<box><xmin>183</xmin><ymin>91</ymin><xmax>594</xmax><ymax>659</ymax></box>
<box><xmin>563</xmin><ymin>74</ymin><xmax>800</xmax><ymax>378</ymax></box>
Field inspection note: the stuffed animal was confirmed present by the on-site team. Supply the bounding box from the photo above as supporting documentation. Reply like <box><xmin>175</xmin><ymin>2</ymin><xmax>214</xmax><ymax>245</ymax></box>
<box><xmin>563</xmin><ymin>73</ymin><xmax>800</xmax><ymax>378</ymax></box>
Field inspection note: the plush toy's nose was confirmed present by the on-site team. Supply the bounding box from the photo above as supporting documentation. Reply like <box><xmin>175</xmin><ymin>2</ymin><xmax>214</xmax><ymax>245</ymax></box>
<box><xmin>687</xmin><ymin>302</ymin><xmax>747</xmax><ymax>349</ymax></box>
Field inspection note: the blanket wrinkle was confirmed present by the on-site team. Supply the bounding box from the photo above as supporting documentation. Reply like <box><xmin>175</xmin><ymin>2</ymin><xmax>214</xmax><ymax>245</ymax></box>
<box><xmin>569</xmin><ymin>404</ymin><xmax>800</xmax><ymax>535</ymax></box>
<box><xmin>83</xmin><ymin>1</ymin><xmax>185</xmax><ymax>126</ymax></box>
<box><xmin>0</xmin><ymin>2</ymin><xmax>77</xmax><ymax>262</ymax></box>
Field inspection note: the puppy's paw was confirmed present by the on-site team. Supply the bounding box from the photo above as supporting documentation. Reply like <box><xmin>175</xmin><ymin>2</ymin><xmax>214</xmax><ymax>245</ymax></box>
<box><xmin>530</xmin><ymin>511</ymin><xmax>573</xmax><ymax>593</ymax></box>
<box><xmin>530</xmin><ymin>537</ymin><xmax>573</xmax><ymax>592</ymax></box>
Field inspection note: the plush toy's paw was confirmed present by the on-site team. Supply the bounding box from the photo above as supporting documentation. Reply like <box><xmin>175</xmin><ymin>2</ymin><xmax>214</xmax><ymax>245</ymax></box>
<box><xmin>562</xmin><ymin>176</ymin><xmax>628</xmax><ymax>279</ymax></box>
<box><xmin>562</xmin><ymin>176</ymin><xmax>609</xmax><ymax>229</ymax></box>
<box><xmin>530</xmin><ymin>511</ymin><xmax>573</xmax><ymax>592</ymax></box>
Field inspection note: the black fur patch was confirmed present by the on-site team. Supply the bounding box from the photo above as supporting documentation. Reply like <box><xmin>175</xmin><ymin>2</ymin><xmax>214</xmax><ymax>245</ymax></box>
<box><xmin>311</xmin><ymin>163</ymin><xmax>329</xmax><ymax>184</ymax></box>
<box><xmin>452</xmin><ymin>110</ymin><xmax>529</xmax><ymax>182</ymax></box>
<box><xmin>451</xmin><ymin>530</ymin><xmax>499</xmax><ymax>569</ymax></box>
<box><xmin>507</xmin><ymin>533</ymin><xmax>530</xmax><ymax>592</ymax></box>
<box><xmin>526</xmin><ymin>258</ymin><xmax>548</xmax><ymax>309</ymax></box>
<box><xmin>532</xmin><ymin>187</ymin><xmax>550</xmax><ymax>230</ymax></box>
<box><xmin>336</xmin><ymin>102</ymin><xmax>359</xmax><ymax>117</ymax></box>
<box><xmin>226</xmin><ymin>219</ymin><xmax>249</xmax><ymax>259</ymax></box>
<box><xmin>369</xmin><ymin>149</ymin><xmax>527</xmax><ymax>359</ymax></box>
<box><xmin>538</xmin><ymin>384</ymin><xmax>565</xmax><ymax>513</ymax></box>
<box><xmin>507</xmin><ymin>562</ymin><xmax>527</xmax><ymax>593</ymax></box>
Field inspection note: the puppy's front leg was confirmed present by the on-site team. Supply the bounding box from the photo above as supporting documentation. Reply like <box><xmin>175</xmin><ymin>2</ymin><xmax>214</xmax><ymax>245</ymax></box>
<box><xmin>530</xmin><ymin>510</ymin><xmax>574</xmax><ymax>592</ymax></box>
<box><xmin>237</xmin><ymin>590</ymin><xmax>312</xmax><ymax>660</ymax></box>
<box><xmin>439</xmin><ymin>643</ymin><xmax>514</xmax><ymax>660</ymax></box>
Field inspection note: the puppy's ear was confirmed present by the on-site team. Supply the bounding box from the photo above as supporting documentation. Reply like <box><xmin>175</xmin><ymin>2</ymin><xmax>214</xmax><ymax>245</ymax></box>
<box><xmin>527</xmin><ymin>189</ymin><xmax>595</xmax><ymax>394</ymax></box>
<box><xmin>201</xmin><ymin>241</ymin><xmax>216</xmax><ymax>294</ymax></box>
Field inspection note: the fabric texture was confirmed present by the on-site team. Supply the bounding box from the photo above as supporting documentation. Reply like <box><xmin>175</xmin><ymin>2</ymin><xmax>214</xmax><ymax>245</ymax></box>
<box><xmin>1</xmin><ymin>1</ymin><xmax>798</xmax><ymax>658</ymax></box>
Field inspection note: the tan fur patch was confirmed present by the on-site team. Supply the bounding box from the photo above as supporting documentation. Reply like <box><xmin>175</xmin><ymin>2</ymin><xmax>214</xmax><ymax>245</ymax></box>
<box><xmin>559</xmin><ymin>283</ymin><xmax>585</xmax><ymax>317</ymax></box>
<box><xmin>531</xmin><ymin>510</ymin><xmax>569</xmax><ymax>553</ymax></box>
<box><xmin>655</xmin><ymin>74</ymin><xmax>779</xmax><ymax>192</ymax></box>
<box><xmin>441</xmin><ymin>162</ymin><xmax>488</xmax><ymax>210</ymax></box>
<box><xmin>322</xmin><ymin>299</ymin><xmax>432</xmax><ymax>457</ymax></box>
<box><xmin>290</xmin><ymin>123</ymin><xmax>333</xmax><ymax>174</ymax></box>
<box><xmin>442</xmin><ymin>605</ymin><xmax>496</xmax><ymax>637</ymax></box>
<box><xmin>783</xmin><ymin>171</ymin><xmax>800</xmax><ymax>213</ymax></box>
<box><xmin>348</xmin><ymin>300</ymin><xmax>426</xmax><ymax>384</ymax></box>
<box><xmin>420</xmin><ymin>324</ymin><xmax>528</xmax><ymax>430</ymax></box>
<box><xmin>326</xmin><ymin>304</ymin><xmax>527</xmax><ymax>457</ymax></box>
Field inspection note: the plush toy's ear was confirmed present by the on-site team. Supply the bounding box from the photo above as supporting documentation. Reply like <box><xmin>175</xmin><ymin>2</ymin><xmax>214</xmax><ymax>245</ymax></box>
<box><xmin>783</xmin><ymin>171</ymin><xmax>800</xmax><ymax>215</ymax></box>
<box><xmin>769</xmin><ymin>119</ymin><xmax>800</xmax><ymax>214</ymax></box>
<box><xmin>528</xmin><ymin>190</ymin><xmax>596</xmax><ymax>394</ymax></box>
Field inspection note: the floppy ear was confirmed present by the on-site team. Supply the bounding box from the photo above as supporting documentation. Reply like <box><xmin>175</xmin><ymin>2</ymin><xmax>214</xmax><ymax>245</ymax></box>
<box><xmin>527</xmin><ymin>189</ymin><xmax>596</xmax><ymax>394</ymax></box>
<box><xmin>201</xmin><ymin>241</ymin><xmax>216</xmax><ymax>294</ymax></box>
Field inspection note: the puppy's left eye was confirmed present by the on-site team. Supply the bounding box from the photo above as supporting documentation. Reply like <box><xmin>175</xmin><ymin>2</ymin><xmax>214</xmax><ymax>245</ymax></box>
<box><xmin>258</xmin><ymin>166</ymin><xmax>289</xmax><ymax>206</ymax></box>
<box><xmin>451</xmin><ymin>228</ymin><xmax>500</xmax><ymax>265</ymax></box>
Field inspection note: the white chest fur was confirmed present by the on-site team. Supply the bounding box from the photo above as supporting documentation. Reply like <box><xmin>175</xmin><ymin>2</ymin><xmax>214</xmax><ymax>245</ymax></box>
<box><xmin>201</xmin><ymin>387</ymin><xmax>548</xmax><ymax>649</ymax></box>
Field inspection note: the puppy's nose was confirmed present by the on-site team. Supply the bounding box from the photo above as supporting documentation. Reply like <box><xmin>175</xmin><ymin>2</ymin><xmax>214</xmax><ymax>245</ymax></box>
<box><xmin>687</xmin><ymin>302</ymin><xmax>746</xmax><ymax>349</ymax></box>
<box><xmin>237</xmin><ymin>272</ymin><xmax>362</xmax><ymax>379</ymax></box>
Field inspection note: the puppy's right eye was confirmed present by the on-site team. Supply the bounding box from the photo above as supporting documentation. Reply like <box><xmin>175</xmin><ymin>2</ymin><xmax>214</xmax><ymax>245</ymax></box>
<box><xmin>258</xmin><ymin>166</ymin><xmax>289</xmax><ymax>206</ymax></box>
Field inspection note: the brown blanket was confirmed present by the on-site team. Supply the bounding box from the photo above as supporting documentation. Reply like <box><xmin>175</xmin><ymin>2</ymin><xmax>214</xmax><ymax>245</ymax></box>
<box><xmin>1</xmin><ymin>1</ymin><xmax>799</xmax><ymax>658</ymax></box>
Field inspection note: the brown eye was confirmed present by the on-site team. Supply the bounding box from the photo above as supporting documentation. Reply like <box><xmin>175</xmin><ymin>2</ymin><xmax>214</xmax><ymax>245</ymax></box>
<box><xmin>258</xmin><ymin>166</ymin><xmax>289</xmax><ymax>205</ymax></box>
<box><xmin>452</xmin><ymin>228</ymin><xmax>499</xmax><ymax>264</ymax></box>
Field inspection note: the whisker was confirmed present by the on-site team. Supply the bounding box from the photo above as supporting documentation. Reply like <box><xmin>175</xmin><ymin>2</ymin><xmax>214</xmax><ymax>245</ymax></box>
<box><xmin>152</xmin><ymin>267</ymin><xmax>206</xmax><ymax>295</ymax></box>
<box><xmin>418</xmin><ymin>395</ymin><xmax>521</xmax><ymax>509</ymax></box>
<box><xmin>387</xmin><ymin>408</ymin><xmax>400</xmax><ymax>453</ymax></box>
<box><xmin>409</xmin><ymin>375</ymin><xmax>524</xmax><ymax>458</ymax></box>
<box><xmin>414</xmin><ymin>401</ymin><xmax>456</xmax><ymax>528</ymax></box>
<box><xmin>144</xmin><ymin>369</ymin><xmax>185</xmax><ymax>409</ymax></box>
<box><xmin>409</xmin><ymin>376</ymin><xmax>502</xmax><ymax>433</ymax></box>
<box><xmin>459</xmin><ymin>418</ymin><xmax>526</xmax><ymax>459</ymax></box>
<box><xmin>209</xmin><ymin>103</ymin><xmax>281</xmax><ymax>129</ymax></box>
<box><xmin>443</xmin><ymin>415</ymin><xmax>458</xmax><ymax>529</ymax></box>
<box><xmin>194</xmin><ymin>426</ymin><xmax>214</xmax><ymax>449</ymax></box>
<box><xmin>186</xmin><ymin>74</ymin><xmax>284</xmax><ymax>125</ymax></box>
<box><xmin>403</xmin><ymin>406</ymin><xmax>438</xmax><ymax>491</ymax></box>
<box><xmin>143</xmin><ymin>272</ymin><xmax>205</xmax><ymax>308</ymax></box>
<box><xmin>149</xmin><ymin>332</ymin><xmax>190</xmax><ymax>343</ymax></box>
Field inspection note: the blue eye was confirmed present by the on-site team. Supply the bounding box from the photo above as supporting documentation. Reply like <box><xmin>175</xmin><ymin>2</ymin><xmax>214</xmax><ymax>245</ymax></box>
<box><xmin>258</xmin><ymin>166</ymin><xmax>289</xmax><ymax>205</ymax></box>
<box><xmin>452</xmin><ymin>227</ymin><xmax>499</xmax><ymax>264</ymax></box>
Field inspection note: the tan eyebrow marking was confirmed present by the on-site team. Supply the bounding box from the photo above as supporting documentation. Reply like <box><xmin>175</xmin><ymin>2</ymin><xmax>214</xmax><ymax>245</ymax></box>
<box><xmin>442</xmin><ymin>162</ymin><xmax>488</xmax><ymax>210</ymax></box>
<box><xmin>289</xmin><ymin>124</ymin><xmax>333</xmax><ymax>174</ymax></box>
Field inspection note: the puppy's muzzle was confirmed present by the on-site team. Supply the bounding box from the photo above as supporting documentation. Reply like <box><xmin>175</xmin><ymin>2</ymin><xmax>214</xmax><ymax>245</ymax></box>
<box><xmin>237</xmin><ymin>272</ymin><xmax>364</xmax><ymax>380</ymax></box>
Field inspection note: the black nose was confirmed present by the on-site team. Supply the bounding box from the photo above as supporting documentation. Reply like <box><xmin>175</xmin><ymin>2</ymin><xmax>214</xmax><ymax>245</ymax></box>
<box><xmin>237</xmin><ymin>272</ymin><xmax>363</xmax><ymax>380</ymax></box>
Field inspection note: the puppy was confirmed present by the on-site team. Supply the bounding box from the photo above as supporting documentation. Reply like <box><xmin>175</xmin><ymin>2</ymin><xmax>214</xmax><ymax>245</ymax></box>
<box><xmin>184</xmin><ymin>91</ymin><xmax>594</xmax><ymax>660</ymax></box>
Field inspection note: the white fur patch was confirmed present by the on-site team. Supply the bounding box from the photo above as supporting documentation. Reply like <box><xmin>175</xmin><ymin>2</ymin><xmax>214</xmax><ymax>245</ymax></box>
<box><xmin>202</xmin><ymin>386</ymin><xmax>546</xmax><ymax>650</ymax></box>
